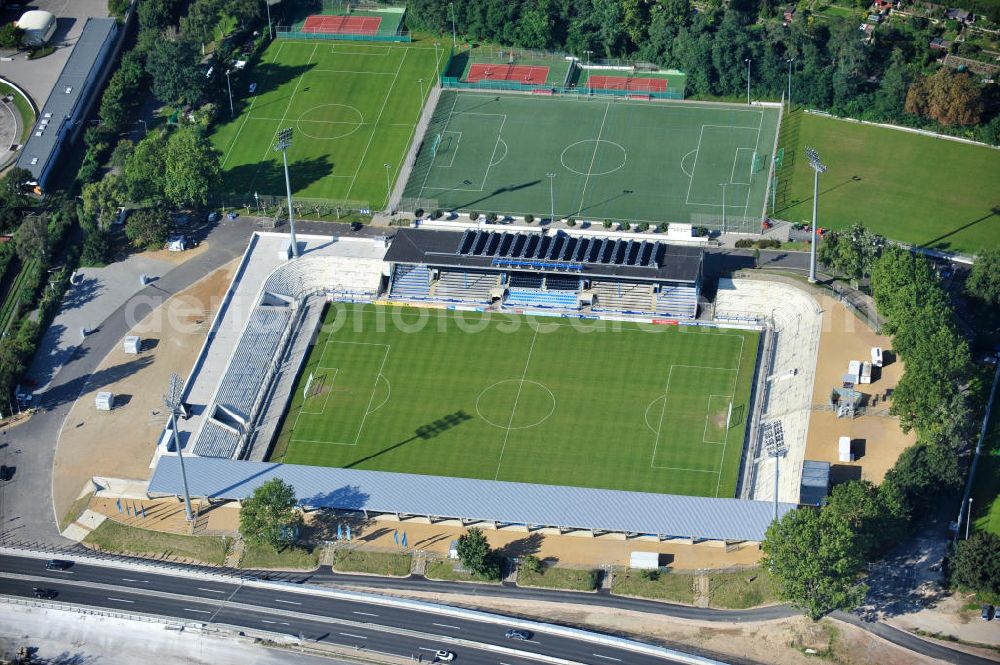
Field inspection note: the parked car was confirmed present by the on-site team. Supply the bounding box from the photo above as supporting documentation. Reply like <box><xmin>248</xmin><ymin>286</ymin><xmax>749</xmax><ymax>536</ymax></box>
<box><xmin>350</xmin><ymin>221</ymin><xmax>363</xmax><ymax>232</ymax></box>
<box><xmin>45</xmin><ymin>560</ymin><xmax>72</xmax><ymax>571</ymax></box>
<box><xmin>248</xmin><ymin>82</ymin><xmax>257</xmax><ymax>94</ymax></box>
<box><xmin>504</xmin><ymin>629</ymin><xmax>532</xmax><ymax>641</ymax></box>
<box><xmin>0</xmin><ymin>465</ymin><xmax>13</xmax><ymax>481</ymax></box>
<box><xmin>207</xmin><ymin>211</ymin><xmax>220</xmax><ymax>223</ymax></box>
<box><xmin>982</xmin><ymin>604</ymin><xmax>995</xmax><ymax>621</ymax></box>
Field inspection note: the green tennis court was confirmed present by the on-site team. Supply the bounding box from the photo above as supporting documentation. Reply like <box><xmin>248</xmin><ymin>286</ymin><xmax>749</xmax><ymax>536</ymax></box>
<box><xmin>270</xmin><ymin>304</ymin><xmax>760</xmax><ymax>498</ymax></box>
<box><xmin>403</xmin><ymin>90</ymin><xmax>781</xmax><ymax>226</ymax></box>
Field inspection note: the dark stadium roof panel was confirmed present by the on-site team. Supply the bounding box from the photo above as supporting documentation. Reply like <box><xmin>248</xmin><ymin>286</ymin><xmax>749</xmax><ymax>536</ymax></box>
<box><xmin>384</xmin><ymin>228</ymin><xmax>702</xmax><ymax>283</ymax></box>
<box><xmin>149</xmin><ymin>455</ymin><xmax>794</xmax><ymax>542</ymax></box>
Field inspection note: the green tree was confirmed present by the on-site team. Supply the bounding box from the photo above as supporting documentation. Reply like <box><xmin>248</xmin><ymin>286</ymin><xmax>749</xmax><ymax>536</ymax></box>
<box><xmin>456</xmin><ymin>527</ymin><xmax>500</xmax><ymax>579</ymax></box>
<box><xmin>146</xmin><ymin>38</ymin><xmax>207</xmax><ymax>105</ymax></box>
<box><xmin>123</xmin><ymin>132</ymin><xmax>168</xmax><ymax>203</ymax></box>
<box><xmin>81</xmin><ymin>176</ymin><xmax>125</xmax><ymax>230</ymax></box>
<box><xmin>817</xmin><ymin>224</ymin><xmax>885</xmax><ymax>284</ymax></box>
<box><xmin>520</xmin><ymin>554</ymin><xmax>542</xmax><ymax>574</ymax></box>
<box><xmin>883</xmin><ymin>443</ymin><xmax>962</xmax><ymax>512</ymax></box>
<box><xmin>0</xmin><ymin>24</ymin><xmax>24</xmax><ymax>49</ymax></box>
<box><xmin>238</xmin><ymin>478</ymin><xmax>303</xmax><ymax>549</ymax></box>
<box><xmin>125</xmin><ymin>208</ymin><xmax>171</xmax><ymax>250</ymax></box>
<box><xmin>950</xmin><ymin>532</ymin><xmax>1000</xmax><ymax>597</ymax></box>
<box><xmin>164</xmin><ymin>126</ymin><xmax>221</xmax><ymax>208</ymax></box>
<box><xmin>762</xmin><ymin>507</ymin><xmax>867</xmax><ymax>619</ymax></box>
<box><xmin>825</xmin><ymin>480</ymin><xmax>907</xmax><ymax>559</ymax></box>
<box><xmin>108</xmin><ymin>0</ymin><xmax>130</xmax><ymax>20</ymax></box>
<box><xmin>13</xmin><ymin>216</ymin><xmax>48</xmax><ymax>263</ymax></box>
<box><xmin>967</xmin><ymin>246</ymin><xmax>1000</xmax><ymax>311</ymax></box>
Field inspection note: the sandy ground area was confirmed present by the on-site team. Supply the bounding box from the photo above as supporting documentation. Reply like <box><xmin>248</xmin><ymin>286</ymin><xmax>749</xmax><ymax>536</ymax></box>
<box><xmin>805</xmin><ymin>294</ymin><xmax>916</xmax><ymax>485</ymax></box>
<box><xmin>0</xmin><ymin>603</ymin><xmax>359</xmax><ymax>665</ymax></box>
<box><xmin>889</xmin><ymin>592</ymin><xmax>1000</xmax><ymax>654</ymax></box>
<box><xmin>51</xmin><ymin>261</ymin><xmax>238</xmax><ymax>523</ymax></box>
<box><xmin>358</xmin><ymin>588</ymin><xmax>941</xmax><ymax>665</ymax></box>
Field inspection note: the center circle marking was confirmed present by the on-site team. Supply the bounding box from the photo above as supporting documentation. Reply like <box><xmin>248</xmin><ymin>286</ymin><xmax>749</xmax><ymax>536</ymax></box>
<box><xmin>295</xmin><ymin>104</ymin><xmax>365</xmax><ymax>140</ymax></box>
<box><xmin>560</xmin><ymin>139</ymin><xmax>628</xmax><ymax>177</ymax></box>
<box><xmin>476</xmin><ymin>379</ymin><xmax>556</xmax><ymax>430</ymax></box>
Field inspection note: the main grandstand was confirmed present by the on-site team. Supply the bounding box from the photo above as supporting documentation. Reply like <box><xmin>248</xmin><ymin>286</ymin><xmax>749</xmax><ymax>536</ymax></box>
<box><xmin>149</xmin><ymin>226</ymin><xmax>798</xmax><ymax>544</ymax></box>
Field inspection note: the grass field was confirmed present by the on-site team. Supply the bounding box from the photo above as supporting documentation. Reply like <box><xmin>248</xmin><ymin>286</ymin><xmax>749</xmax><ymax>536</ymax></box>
<box><xmin>211</xmin><ymin>40</ymin><xmax>442</xmax><ymax>208</ymax></box>
<box><xmin>270</xmin><ymin>304</ymin><xmax>759</xmax><ymax>498</ymax></box>
<box><xmin>972</xmin><ymin>401</ymin><xmax>1000</xmax><ymax>537</ymax></box>
<box><xmin>775</xmin><ymin>110</ymin><xmax>1000</xmax><ymax>254</ymax></box>
<box><xmin>403</xmin><ymin>90</ymin><xmax>781</xmax><ymax>227</ymax></box>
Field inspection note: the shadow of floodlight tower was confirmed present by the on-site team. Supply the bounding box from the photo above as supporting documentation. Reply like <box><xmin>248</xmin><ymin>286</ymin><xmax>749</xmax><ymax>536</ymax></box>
<box><xmin>275</xmin><ymin>128</ymin><xmax>300</xmax><ymax>258</ymax></box>
<box><xmin>805</xmin><ymin>147</ymin><xmax>827</xmax><ymax>283</ymax></box>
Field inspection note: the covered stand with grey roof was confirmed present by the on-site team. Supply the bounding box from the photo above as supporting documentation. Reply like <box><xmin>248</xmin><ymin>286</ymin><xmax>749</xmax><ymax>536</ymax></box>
<box><xmin>16</xmin><ymin>18</ymin><xmax>118</xmax><ymax>190</ymax></box>
<box><xmin>149</xmin><ymin>456</ymin><xmax>795</xmax><ymax>542</ymax></box>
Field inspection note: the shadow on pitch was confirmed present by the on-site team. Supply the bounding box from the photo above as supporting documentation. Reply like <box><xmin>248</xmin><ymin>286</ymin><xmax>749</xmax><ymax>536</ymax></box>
<box><xmin>342</xmin><ymin>410</ymin><xmax>473</xmax><ymax>469</ymax></box>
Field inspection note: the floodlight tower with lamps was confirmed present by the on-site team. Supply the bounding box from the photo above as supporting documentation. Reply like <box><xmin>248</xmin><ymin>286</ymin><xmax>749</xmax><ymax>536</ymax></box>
<box><xmin>418</xmin><ymin>77</ymin><xmax>424</xmax><ymax>101</ymax></box>
<box><xmin>720</xmin><ymin>182</ymin><xmax>728</xmax><ymax>234</ymax></box>
<box><xmin>274</xmin><ymin>128</ymin><xmax>300</xmax><ymax>258</ymax></box>
<box><xmin>546</xmin><ymin>172</ymin><xmax>557</xmax><ymax>222</ymax></box>
<box><xmin>786</xmin><ymin>57</ymin><xmax>795</xmax><ymax>111</ymax></box>
<box><xmin>164</xmin><ymin>373</ymin><xmax>193</xmax><ymax>522</ymax></box>
<box><xmin>745</xmin><ymin>58</ymin><xmax>752</xmax><ymax>105</ymax></box>
<box><xmin>225</xmin><ymin>70</ymin><xmax>234</xmax><ymax>117</ymax></box>
<box><xmin>805</xmin><ymin>147</ymin><xmax>827</xmax><ymax>283</ymax></box>
<box><xmin>449</xmin><ymin>2</ymin><xmax>457</xmax><ymax>49</ymax></box>
<box><xmin>265</xmin><ymin>0</ymin><xmax>274</xmax><ymax>39</ymax></box>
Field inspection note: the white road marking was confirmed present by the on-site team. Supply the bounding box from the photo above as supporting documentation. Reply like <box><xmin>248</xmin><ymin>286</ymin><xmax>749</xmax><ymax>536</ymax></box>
<box><xmin>432</xmin><ymin>622</ymin><xmax>460</xmax><ymax>630</ymax></box>
<box><xmin>592</xmin><ymin>655</ymin><xmax>621</xmax><ymax>662</ymax></box>
<box><xmin>274</xmin><ymin>599</ymin><xmax>301</xmax><ymax>605</ymax></box>
<box><xmin>261</xmin><ymin>620</ymin><xmax>277</xmax><ymax>624</ymax></box>
<box><xmin>185</xmin><ymin>609</ymin><xmax>212</xmax><ymax>614</ymax></box>
<box><xmin>338</xmin><ymin>632</ymin><xmax>367</xmax><ymax>639</ymax></box>
<box><xmin>106</xmin><ymin>597</ymin><xmax>133</xmax><ymax>603</ymax></box>
<box><xmin>352</xmin><ymin>611</ymin><xmax>378</xmax><ymax>617</ymax></box>
<box><xmin>197</xmin><ymin>587</ymin><xmax>226</xmax><ymax>594</ymax></box>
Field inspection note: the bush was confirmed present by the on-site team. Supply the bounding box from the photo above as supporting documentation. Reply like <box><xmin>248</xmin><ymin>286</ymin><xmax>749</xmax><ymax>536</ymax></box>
<box><xmin>602</xmin><ymin>220</ymin><xmax>613</xmax><ymax>229</ymax></box>
<box><xmin>638</xmin><ymin>222</ymin><xmax>649</xmax><ymax>232</ymax></box>
<box><xmin>414</xmin><ymin>208</ymin><xmax>424</xmax><ymax>218</ymax></box>
<box><xmin>485</xmin><ymin>212</ymin><xmax>497</xmax><ymax>222</ymax></box>
<box><xmin>621</xmin><ymin>222</ymin><xmax>631</xmax><ymax>231</ymax></box>
<box><xmin>521</xmin><ymin>554</ymin><xmax>542</xmax><ymax>574</ymax></box>
<box><xmin>639</xmin><ymin>569</ymin><xmax>660</xmax><ymax>581</ymax></box>
<box><xmin>696</xmin><ymin>226</ymin><xmax>709</xmax><ymax>237</ymax></box>
<box><xmin>735</xmin><ymin>239</ymin><xmax>754</xmax><ymax>248</ymax></box>
<box><xmin>469</xmin><ymin>211</ymin><xmax>479</xmax><ymax>221</ymax></box>
<box><xmin>565</xmin><ymin>218</ymin><xmax>576</xmax><ymax>227</ymax></box>
<box><xmin>524</xmin><ymin>214</ymin><xmax>534</xmax><ymax>224</ymax></box>
<box><xmin>757</xmin><ymin>238</ymin><xmax>781</xmax><ymax>249</ymax></box>
<box><xmin>657</xmin><ymin>222</ymin><xmax>669</xmax><ymax>233</ymax></box>
<box><xmin>430</xmin><ymin>209</ymin><xmax>442</xmax><ymax>220</ymax></box>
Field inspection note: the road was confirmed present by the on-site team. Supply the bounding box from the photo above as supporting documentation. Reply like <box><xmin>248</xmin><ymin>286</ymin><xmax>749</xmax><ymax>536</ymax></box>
<box><xmin>0</xmin><ymin>553</ymin><xmax>717</xmax><ymax>665</ymax></box>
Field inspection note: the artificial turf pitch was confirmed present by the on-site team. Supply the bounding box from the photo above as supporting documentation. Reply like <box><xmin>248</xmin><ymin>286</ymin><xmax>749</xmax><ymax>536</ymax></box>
<box><xmin>403</xmin><ymin>90</ymin><xmax>781</xmax><ymax>225</ymax></box>
<box><xmin>211</xmin><ymin>40</ymin><xmax>441</xmax><ymax>208</ymax></box>
<box><xmin>270</xmin><ymin>304</ymin><xmax>760</xmax><ymax>498</ymax></box>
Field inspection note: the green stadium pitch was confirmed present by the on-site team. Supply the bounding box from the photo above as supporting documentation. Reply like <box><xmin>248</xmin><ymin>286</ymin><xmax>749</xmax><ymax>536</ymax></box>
<box><xmin>211</xmin><ymin>40</ymin><xmax>441</xmax><ymax>208</ymax></box>
<box><xmin>403</xmin><ymin>90</ymin><xmax>781</xmax><ymax>226</ymax></box>
<box><xmin>270</xmin><ymin>304</ymin><xmax>760</xmax><ymax>498</ymax></box>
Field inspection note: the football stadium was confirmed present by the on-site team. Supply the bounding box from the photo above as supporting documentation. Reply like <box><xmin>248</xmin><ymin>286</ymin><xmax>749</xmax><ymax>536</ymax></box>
<box><xmin>151</xmin><ymin>32</ymin><xmax>808</xmax><ymax>545</ymax></box>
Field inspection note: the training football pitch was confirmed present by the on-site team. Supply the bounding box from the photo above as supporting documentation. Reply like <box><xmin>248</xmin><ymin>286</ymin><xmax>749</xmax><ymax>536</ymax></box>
<box><xmin>403</xmin><ymin>90</ymin><xmax>781</xmax><ymax>226</ymax></box>
<box><xmin>270</xmin><ymin>304</ymin><xmax>760</xmax><ymax>498</ymax></box>
<box><xmin>211</xmin><ymin>40</ymin><xmax>441</xmax><ymax>208</ymax></box>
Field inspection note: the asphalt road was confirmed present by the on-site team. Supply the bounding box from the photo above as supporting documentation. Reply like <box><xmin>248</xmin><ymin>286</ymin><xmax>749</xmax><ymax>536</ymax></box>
<box><xmin>0</xmin><ymin>554</ymin><xmax>714</xmax><ymax>665</ymax></box>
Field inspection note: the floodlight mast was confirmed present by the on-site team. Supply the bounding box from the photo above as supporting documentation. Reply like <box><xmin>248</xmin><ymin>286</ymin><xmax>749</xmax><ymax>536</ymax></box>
<box><xmin>805</xmin><ymin>147</ymin><xmax>827</xmax><ymax>283</ymax></box>
<box><xmin>275</xmin><ymin>128</ymin><xmax>300</xmax><ymax>258</ymax></box>
<box><xmin>164</xmin><ymin>373</ymin><xmax>193</xmax><ymax>521</ymax></box>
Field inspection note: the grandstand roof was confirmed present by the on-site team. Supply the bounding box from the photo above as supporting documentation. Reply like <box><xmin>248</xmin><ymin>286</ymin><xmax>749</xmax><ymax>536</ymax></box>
<box><xmin>149</xmin><ymin>456</ymin><xmax>795</xmax><ymax>542</ymax></box>
<box><xmin>385</xmin><ymin>229</ymin><xmax>702</xmax><ymax>283</ymax></box>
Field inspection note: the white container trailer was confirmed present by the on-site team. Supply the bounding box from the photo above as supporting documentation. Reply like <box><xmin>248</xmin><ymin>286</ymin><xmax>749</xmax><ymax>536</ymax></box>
<box><xmin>95</xmin><ymin>392</ymin><xmax>114</xmax><ymax>411</ymax></box>
<box><xmin>838</xmin><ymin>436</ymin><xmax>854</xmax><ymax>462</ymax></box>
<box><xmin>629</xmin><ymin>552</ymin><xmax>661</xmax><ymax>570</ymax></box>
<box><xmin>859</xmin><ymin>361</ymin><xmax>872</xmax><ymax>384</ymax></box>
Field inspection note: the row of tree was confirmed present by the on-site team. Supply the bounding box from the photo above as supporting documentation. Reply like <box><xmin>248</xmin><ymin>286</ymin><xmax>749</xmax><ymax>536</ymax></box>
<box><xmin>407</xmin><ymin>0</ymin><xmax>999</xmax><ymax>142</ymax></box>
<box><xmin>762</xmin><ymin>235</ymin><xmax>990</xmax><ymax>618</ymax></box>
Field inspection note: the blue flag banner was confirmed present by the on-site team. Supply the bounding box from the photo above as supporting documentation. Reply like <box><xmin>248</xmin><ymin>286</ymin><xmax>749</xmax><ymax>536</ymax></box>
<box><xmin>141</xmin><ymin>504</ymin><xmax>146</xmax><ymax>519</ymax></box>
<box><xmin>337</xmin><ymin>524</ymin><xmax>343</xmax><ymax>540</ymax></box>
<box><xmin>346</xmin><ymin>525</ymin><xmax>352</xmax><ymax>542</ymax></box>
<box><xmin>116</xmin><ymin>498</ymin><xmax>122</xmax><ymax>513</ymax></box>
<box><xmin>401</xmin><ymin>532</ymin><xmax>407</xmax><ymax>548</ymax></box>
<box><xmin>393</xmin><ymin>530</ymin><xmax>399</xmax><ymax>545</ymax></box>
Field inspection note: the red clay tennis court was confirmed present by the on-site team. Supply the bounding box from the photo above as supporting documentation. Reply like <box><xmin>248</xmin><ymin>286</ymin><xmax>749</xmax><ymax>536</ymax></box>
<box><xmin>302</xmin><ymin>14</ymin><xmax>382</xmax><ymax>35</ymax></box>
<box><xmin>587</xmin><ymin>75</ymin><xmax>669</xmax><ymax>93</ymax></box>
<box><xmin>465</xmin><ymin>64</ymin><xmax>550</xmax><ymax>85</ymax></box>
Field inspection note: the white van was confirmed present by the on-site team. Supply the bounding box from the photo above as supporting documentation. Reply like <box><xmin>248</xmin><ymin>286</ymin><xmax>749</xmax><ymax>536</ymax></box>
<box><xmin>871</xmin><ymin>347</ymin><xmax>883</xmax><ymax>367</ymax></box>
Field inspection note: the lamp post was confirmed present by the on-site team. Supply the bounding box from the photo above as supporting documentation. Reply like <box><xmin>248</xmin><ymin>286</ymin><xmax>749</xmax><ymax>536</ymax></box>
<box><xmin>585</xmin><ymin>50</ymin><xmax>594</xmax><ymax>92</ymax></box>
<box><xmin>966</xmin><ymin>497</ymin><xmax>974</xmax><ymax>539</ymax></box>
<box><xmin>720</xmin><ymin>183</ymin><xmax>727</xmax><ymax>235</ymax></box>
<box><xmin>745</xmin><ymin>58</ymin><xmax>752</xmax><ymax>105</ymax></box>
<box><xmin>164</xmin><ymin>374</ymin><xmax>193</xmax><ymax>522</ymax></box>
<box><xmin>786</xmin><ymin>57</ymin><xmax>795</xmax><ymax>111</ymax></box>
<box><xmin>449</xmin><ymin>2</ymin><xmax>457</xmax><ymax>49</ymax></box>
<box><xmin>137</xmin><ymin>119</ymin><xmax>147</xmax><ymax>136</ymax></box>
<box><xmin>805</xmin><ymin>147</ymin><xmax>827</xmax><ymax>283</ymax></box>
<box><xmin>384</xmin><ymin>163</ymin><xmax>393</xmax><ymax>211</ymax></box>
<box><xmin>265</xmin><ymin>0</ymin><xmax>273</xmax><ymax>39</ymax></box>
<box><xmin>418</xmin><ymin>77</ymin><xmax>424</xmax><ymax>101</ymax></box>
<box><xmin>546</xmin><ymin>172</ymin><xmax>557</xmax><ymax>223</ymax></box>
<box><xmin>225</xmin><ymin>70</ymin><xmax>234</xmax><ymax>118</ymax></box>
<box><xmin>434</xmin><ymin>41</ymin><xmax>441</xmax><ymax>68</ymax></box>
<box><xmin>274</xmin><ymin>128</ymin><xmax>300</xmax><ymax>258</ymax></box>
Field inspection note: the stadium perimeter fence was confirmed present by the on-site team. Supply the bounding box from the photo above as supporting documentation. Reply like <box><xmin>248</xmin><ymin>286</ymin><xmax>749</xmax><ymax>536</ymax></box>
<box><xmin>210</xmin><ymin>193</ymin><xmax>374</xmax><ymax>219</ymax></box>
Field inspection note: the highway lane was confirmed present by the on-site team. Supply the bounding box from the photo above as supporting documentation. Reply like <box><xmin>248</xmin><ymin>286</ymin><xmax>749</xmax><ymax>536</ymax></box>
<box><xmin>0</xmin><ymin>558</ymin><xmax>711</xmax><ymax>664</ymax></box>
